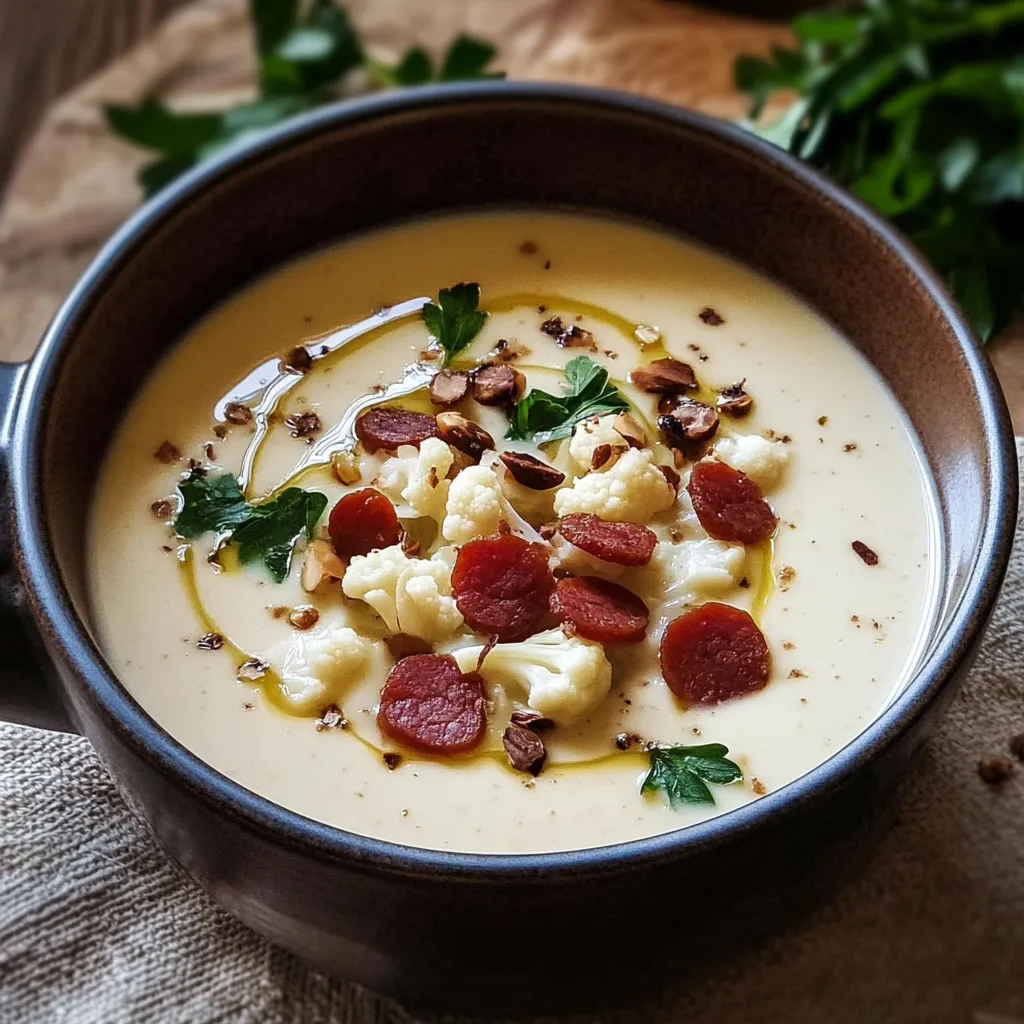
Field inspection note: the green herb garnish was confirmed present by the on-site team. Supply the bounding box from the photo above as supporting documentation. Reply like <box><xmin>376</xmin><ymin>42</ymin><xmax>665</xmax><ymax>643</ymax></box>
<box><xmin>735</xmin><ymin>0</ymin><xmax>1024</xmax><ymax>341</ymax></box>
<box><xmin>105</xmin><ymin>1</ymin><xmax>501</xmax><ymax>197</ymax></box>
<box><xmin>175</xmin><ymin>470</ymin><xmax>327</xmax><ymax>583</ymax></box>
<box><xmin>640</xmin><ymin>743</ymin><xmax>744</xmax><ymax>808</ymax></box>
<box><xmin>422</xmin><ymin>283</ymin><xmax>489</xmax><ymax>367</ymax></box>
<box><xmin>506</xmin><ymin>355</ymin><xmax>630</xmax><ymax>444</ymax></box>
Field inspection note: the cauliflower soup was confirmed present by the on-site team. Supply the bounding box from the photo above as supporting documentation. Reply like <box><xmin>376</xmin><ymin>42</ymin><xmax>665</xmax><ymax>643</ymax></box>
<box><xmin>87</xmin><ymin>211</ymin><xmax>939</xmax><ymax>854</ymax></box>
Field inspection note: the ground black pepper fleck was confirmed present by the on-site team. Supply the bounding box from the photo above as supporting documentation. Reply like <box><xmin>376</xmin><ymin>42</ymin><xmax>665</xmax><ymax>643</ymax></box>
<box><xmin>383</xmin><ymin>752</ymin><xmax>403</xmax><ymax>770</ymax></box>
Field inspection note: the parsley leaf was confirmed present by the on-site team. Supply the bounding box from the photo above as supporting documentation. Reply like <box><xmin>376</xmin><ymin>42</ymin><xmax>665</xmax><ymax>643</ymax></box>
<box><xmin>422</xmin><ymin>283</ymin><xmax>489</xmax><ymax>367</ymax></box>
<box><xmin>640</xmin><ymin>743</ymin><xmax>744</xmax><ymax>809</ymax></box>
<box><xmin>174</xmin><ymin>470</ymin><xmax>327</xmax><ymax>583</ymax></box>
<box><xmin>505</xmin><ymin>355</ymin><xmax>630</xmax><ymax>444</ymax></box>
<box><xmin>371</xmin><ymin>35</ymin><xmax>503</xmax><ymax>87</ymax></box>
<box><xmin>105</xmin><ymin>2</ymin><xmax>500</xmax><ymax>197</ymax></box>
<box><xmin>735</xmin><ymin>0</ymin><xmax>1024</xmax><ymax>341</ymax></box>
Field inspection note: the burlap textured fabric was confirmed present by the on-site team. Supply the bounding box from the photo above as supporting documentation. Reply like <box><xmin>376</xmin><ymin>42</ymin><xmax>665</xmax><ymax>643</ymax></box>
<box><xmin>1</xmin><ymin>448</ymin><xmax>1022</xmax><ymax>1024</ymax></box>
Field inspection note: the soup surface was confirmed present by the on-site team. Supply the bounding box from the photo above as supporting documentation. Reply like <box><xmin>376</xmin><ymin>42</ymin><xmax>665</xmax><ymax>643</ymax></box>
<box><xmin>88</xmin><ymin>211</ymin><xmax>939</xmax><ymax>854</ymax></box>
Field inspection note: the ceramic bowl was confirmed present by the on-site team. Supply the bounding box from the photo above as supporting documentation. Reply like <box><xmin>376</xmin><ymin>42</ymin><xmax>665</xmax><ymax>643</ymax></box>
<box><xmin>0</xmin><ymin>83</ymin><xmax>1015</xmax><ymax>1014</ymax></box>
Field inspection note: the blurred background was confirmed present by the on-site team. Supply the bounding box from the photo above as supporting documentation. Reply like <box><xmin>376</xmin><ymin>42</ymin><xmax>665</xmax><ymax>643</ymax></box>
<box><xmin>0</xmin><ymin>0</ymin><xmax>1021</xmax><ymax>402</ymax></box>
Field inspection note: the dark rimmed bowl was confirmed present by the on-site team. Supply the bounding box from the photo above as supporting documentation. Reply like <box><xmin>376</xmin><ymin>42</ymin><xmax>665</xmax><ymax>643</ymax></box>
<box><xmin>0</xmin><ymin>83</ymin><xmax>1015</xmax><ymax>1015</ymax></box>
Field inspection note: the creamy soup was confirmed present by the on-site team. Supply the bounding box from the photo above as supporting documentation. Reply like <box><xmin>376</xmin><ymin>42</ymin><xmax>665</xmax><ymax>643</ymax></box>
<box><xmin>87</xmin><ymin>211</ymin><xmax>939</xmax><ymax>854</ymax></box>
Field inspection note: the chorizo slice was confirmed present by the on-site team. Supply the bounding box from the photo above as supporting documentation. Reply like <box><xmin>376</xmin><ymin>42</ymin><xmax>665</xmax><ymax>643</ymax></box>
<box><xmin>451</xmin><ymin>534</ymin><xmax>555</xmax><ymax>642</ymax></box>
<box><xmin>328</xmin><ymin>488</ymin><xmax>401</xmax><ymax>559</ymax></box>
<box><xmin>686</xmin><ymin>459</ymin><xmax>777</xmax><ymax>544</ymax></box>
<box><xmin>660</xmin><ymin>602</ymin><xmax>770</xmax><ymax>705</ymax></box>
<box><xmin>551</xmin><ymin>576</ymin><xmax>649</xmax><ymax>645</ymax></box>
<box><xmin>377</xmin><ymin>654</ymin><xmax>486</xmax><ymax>755</ymax></box>
<box><xmin>559</xmin><ymin>513</ymin><xmax>658</xmax><ymax>567</ymax></box>
<box><xmin>355</xmin><ymin>407</ymin><xmax>439</xmax><ymax>453</ymax></box>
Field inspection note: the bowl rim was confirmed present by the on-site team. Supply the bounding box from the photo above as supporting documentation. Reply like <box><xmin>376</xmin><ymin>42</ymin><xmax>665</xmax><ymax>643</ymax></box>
<box><xmin>9</xmin><ymin>80</ymin><xmax>1017</xmax><ymax>879</ymax></box>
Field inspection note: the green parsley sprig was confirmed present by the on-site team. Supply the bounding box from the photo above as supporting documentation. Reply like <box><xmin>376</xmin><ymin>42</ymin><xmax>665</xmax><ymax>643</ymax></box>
<box><xmin>175</xmin><ymin>469</ymin><xmax>327</xmax><ymax>583</ymax></box>
<box><xmin>506</xmin><ymin>355</ymin><xmax>630</xmax><ymax>444</ymax></box>
<box><xmin>640</xmin><ymin>743</ymin><xmax>744</xmax><ymax>808</ymax></box>
<box><xmin>422</xmin><ymin>283</ymin><xmax>489</xmax><ymax>367</ymax></box>
<box><xmin>735</xmin><ymin>0</ymin><xmax>1024</xmax><ymax>341</ymax></box>
<box><xmin>105</xmin><ymin>0</ymin><xmax>501</xmax><ymax>197</ymax></box>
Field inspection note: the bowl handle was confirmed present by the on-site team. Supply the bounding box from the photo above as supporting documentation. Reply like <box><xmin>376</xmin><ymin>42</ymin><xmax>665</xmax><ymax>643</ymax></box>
<box><xmin>1</xmin><ymin>361</ymin><xmax>77</xmax><ymax>732</ymax></box>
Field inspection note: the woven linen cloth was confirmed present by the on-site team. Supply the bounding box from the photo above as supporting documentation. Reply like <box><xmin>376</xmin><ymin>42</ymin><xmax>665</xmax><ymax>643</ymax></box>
<box><xmin>0</xmin><ymin>452</ymin><xmax>1022</xmax><ymax>1023</ymax></box>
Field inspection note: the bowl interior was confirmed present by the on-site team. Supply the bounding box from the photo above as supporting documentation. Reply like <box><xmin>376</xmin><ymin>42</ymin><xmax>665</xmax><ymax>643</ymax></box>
<box><xmin>34</xmin><ymin>87</ymin><xmax>1006</xmax><ymax>785</ymax></box>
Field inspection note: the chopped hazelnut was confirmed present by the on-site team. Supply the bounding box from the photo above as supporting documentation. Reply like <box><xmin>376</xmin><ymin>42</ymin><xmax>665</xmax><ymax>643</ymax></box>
<box><xmin>331</xmin><ymin>450</ymin><xmax>361</xmax><ymax>485</ymax></box>
<box><xmin>285</xmin><ymin>411</ymin><xmax>321</xmax><ymax>438</ymax></box>
<box><xmin>717</xmin><ymin>381</ymin><xmax>753</xmax><ymax>418</ymax></box>
<box><xmin>612</xmin><ymin>412</ymin><xmax>647</xmax><ymax>449</ymax></box>
<box><xmin>151</xmin><ymin>499</ymin><xmax>174</xmax><ymax>519</ymax></box>
<box><xmin>658</xmin><ymin>399</ymin><xmax>719</xmax><ymax>448</ymax></box>
<box><xmin>435</xmin><ymin>411</ymin><xmax>495</xmax><ymax>462</ymax></box>
<box><xmin>223</xmin><ymin>402</ymin><xmax>253</xmax><ymax>425</ymax></box>
<box><xmin>429</xmin><ymin>369</ymin><xmax>470</xmax><ymax>407</ymax></box>
<box><xmin>471</xmin><ymin>364</ymin><xmax>525</xmax><ymax>406</ymax></box>
<box><xmin>502</xmin><ymin>723</ymin><xmax>547</xmax><ymax>776</ymax></box>
<box><xmin>154</xmin><ymin>441</ymin><xmax>180</xmax><ymax>464</ymax></box>
<box><xmin>499</xmin><ymin>451</ymin><xmax>565</xmax><ymax>490</ymax></box>
<box><xmin>302</xmin><ymin>540</ymin><xmax>346</xmax><ymax>593</ymax></box>
<box><xmin>284</xmin><ymin>346</ymin><xmax>313</xmax><ymax>373</ymax></box>
<box><xmin>629</xmin><ymin>358</ymin><xmax>697</xmax><ymax>395</ymax></box>
<box><xmin>288</xmin><ymin>606</ymin><xmax>320</xmax><ymax>631</ymax></box>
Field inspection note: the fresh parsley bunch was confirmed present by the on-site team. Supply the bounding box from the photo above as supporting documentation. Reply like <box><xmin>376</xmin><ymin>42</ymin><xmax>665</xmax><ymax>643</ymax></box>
<box><xmin>106</xmin><ymin>0</ymin><xmax>500</xmax><ymax>197</ymax></box>
<box><xmin>736</xmin><ymin>0</ymin><xmax>1024</xmax><ymax>341</ymax></box>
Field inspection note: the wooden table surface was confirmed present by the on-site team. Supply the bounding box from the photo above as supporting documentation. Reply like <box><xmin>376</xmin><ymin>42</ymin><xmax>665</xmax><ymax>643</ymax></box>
<box><xmin>0</xmin><ymin>0</ymin><xmax>1020</xmax><ymax>426</ymax></box>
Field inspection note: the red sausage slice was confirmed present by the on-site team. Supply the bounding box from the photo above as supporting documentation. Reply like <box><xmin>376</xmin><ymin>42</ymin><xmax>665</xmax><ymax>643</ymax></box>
<box><xmin>452</xmin><ymin>534</ymin><xmax>555</xmax><ymax>642</ymax></box>
<box><xmin>551</xmin><ymin>576</ymin><xmax>649</xmax><ymax>644</ymax></box>
<box><xmin>356</xmin><ymin>407</ymin><xmax>439</xmax><ymax>453</ymax></box>
<box><xmin>559</xmin><ymin>514</ymin><xmax>658</xmax><ymax>567</ymax></box>
<box><xmin>328</xmin><ymin>488</ymin><xmax>401</xmax><ymax>559</ymax></box>
<box><xmin>377</xmin><ymin>654</ymin><xmax>486</xmax><ymax>755</ymax></box>
<box><xmin>687</xmin><ymin>459</ymin><xmax>777</xmax><ymax>545</ymax></box>
<box><xmin>660</xmin><ymin>602</ymin><xmax>770</xmax><ymax>705</ymax></box>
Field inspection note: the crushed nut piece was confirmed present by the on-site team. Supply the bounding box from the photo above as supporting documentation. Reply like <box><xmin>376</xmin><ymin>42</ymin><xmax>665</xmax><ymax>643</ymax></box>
<box><xmin>471</xmin><ymin>364</ymin><xmax>525</xmax><ymax>406</ymax></box>
<box><xmin>383</xmin><ymin>752</ymin><xmax>403</xmax><ymax>770</ymax></box>
<box><xmin>286</xmin><ymin>411</ymin><xmax>321</xmax><ymax>438</ymax></box>
<box><xmin>315</xmin><ymin>704</ymin><xmax>348</xmax><ymax>731</ymax></box>
<box><xmin>752</xmin><ymin>778</ymin><xmax>767</xmax><ymax>796</ymax></box>
<box><xmin>698</xmin><ymin>307</ymin><xmax>725</xmax><ymax>326</ymax></box>
<box><xmin>331</xmin><ymin>450</ymin><xmax>361</xmax><ymax>485</ymax></box>
<box><xmin>154</xmin><ymin>441</ymin><xmax>180</xmax><ymax>464</ymax></box>
<box><xmin>499</xmin><ymin>451</ymin><xmax>565</xmax><ymax>490</ymax></box>
<box><xmin>151</xmin><ymin>499</ymin><xmax>173</xmax><ymax>519</ymax></box>
<box><xmin>237</xmin><ymin>658</ymin><xmax>268</xmax><ymax>682</ymax></box>
<box><xmin>852</xmin><ymin>541</ymin><xmax>879</xmax><ymax>566</ymax></box>
<box><xmin>302</xmin><ymin>539</ymin><xmax>346</xmax><ymax>593</ymax></box>
<box><xmin>435</xmin><ymin>411</ymin><xmax>495</xmax><ymax>462</ymax></box>
<box><xmin>503</xmin><ymin>723</ymin><xmax>547</xmax><ymax>776</ymax></box>
<box><xmin>429</xmin><ymin>369</ymin><xmax>470</xmax><ymax>407</ymax></box>
<box><xmin>224</xmin><ymin>402</ymin><xmax>253</xmax><ymax>425</ymax></box>
<box><xmin>629</xmin><ymin>358</ymin><xmax>697</xmax><ymax>395</ymax></box>
<box><xmin>284</xmin><ymin>345</ymin><xmax>313</xmax><ymax>373</ymax></box>
<box><xmin>288</xmin><ymin>606</ymin><xmax>320</xmax><ymax>631</ymax></box>
<box><xmin>612</xmin><ymin>412</ymin><xmax>647</xmax><ymax>449</ymax></box>
<box><xmin>196</xmin><ymin>633</ymin><xmax>224</xmax><ymax>651</ymax></box>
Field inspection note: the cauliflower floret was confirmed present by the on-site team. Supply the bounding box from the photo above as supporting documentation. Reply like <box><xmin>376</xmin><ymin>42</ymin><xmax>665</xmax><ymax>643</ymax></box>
<box><xmin>656</xmin><ymin>538</ymin><xmax>747</xmax><ymax>605</ymax></box>
<box><xmin>376</xmin><ymin>438</ymin><xmax>453</xmax><ymax>521</ymax></box>
<box><xmin>271</xmin><ymin>615</ymin><xmax>375</xmax><ymax>711</ymax></box>
<box><xmin>342</xmin><ymin>544</ymin><xmax>463</xmax><ymax>642</ymax></box>
<box><xmin>714</xmin><ymin>434</ymin><xmax>789</xmax><ymax>491</ymax></box>
<box><xmin>568</xmin><ymin>415</ymin><xmax>628</xmax><ymax>473</ymax></box>
<box><xmin>452</xmin><ymin>628</ymin><xmax>612</xmax><ymax>724</ymax></box>
<box><xmin>553</xmin><ymin>447</ymin><xmax>674</xmax><ymax>523</ymax></box>
<box><xmin>394</xmin><ymin>558</ymin><xmax>464</xmax><ymax>643</ymax></box>
<box><xmin>442</xmin><ymin>464</ymin><xmax>504</xmax><ymax>544</ymax></box>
